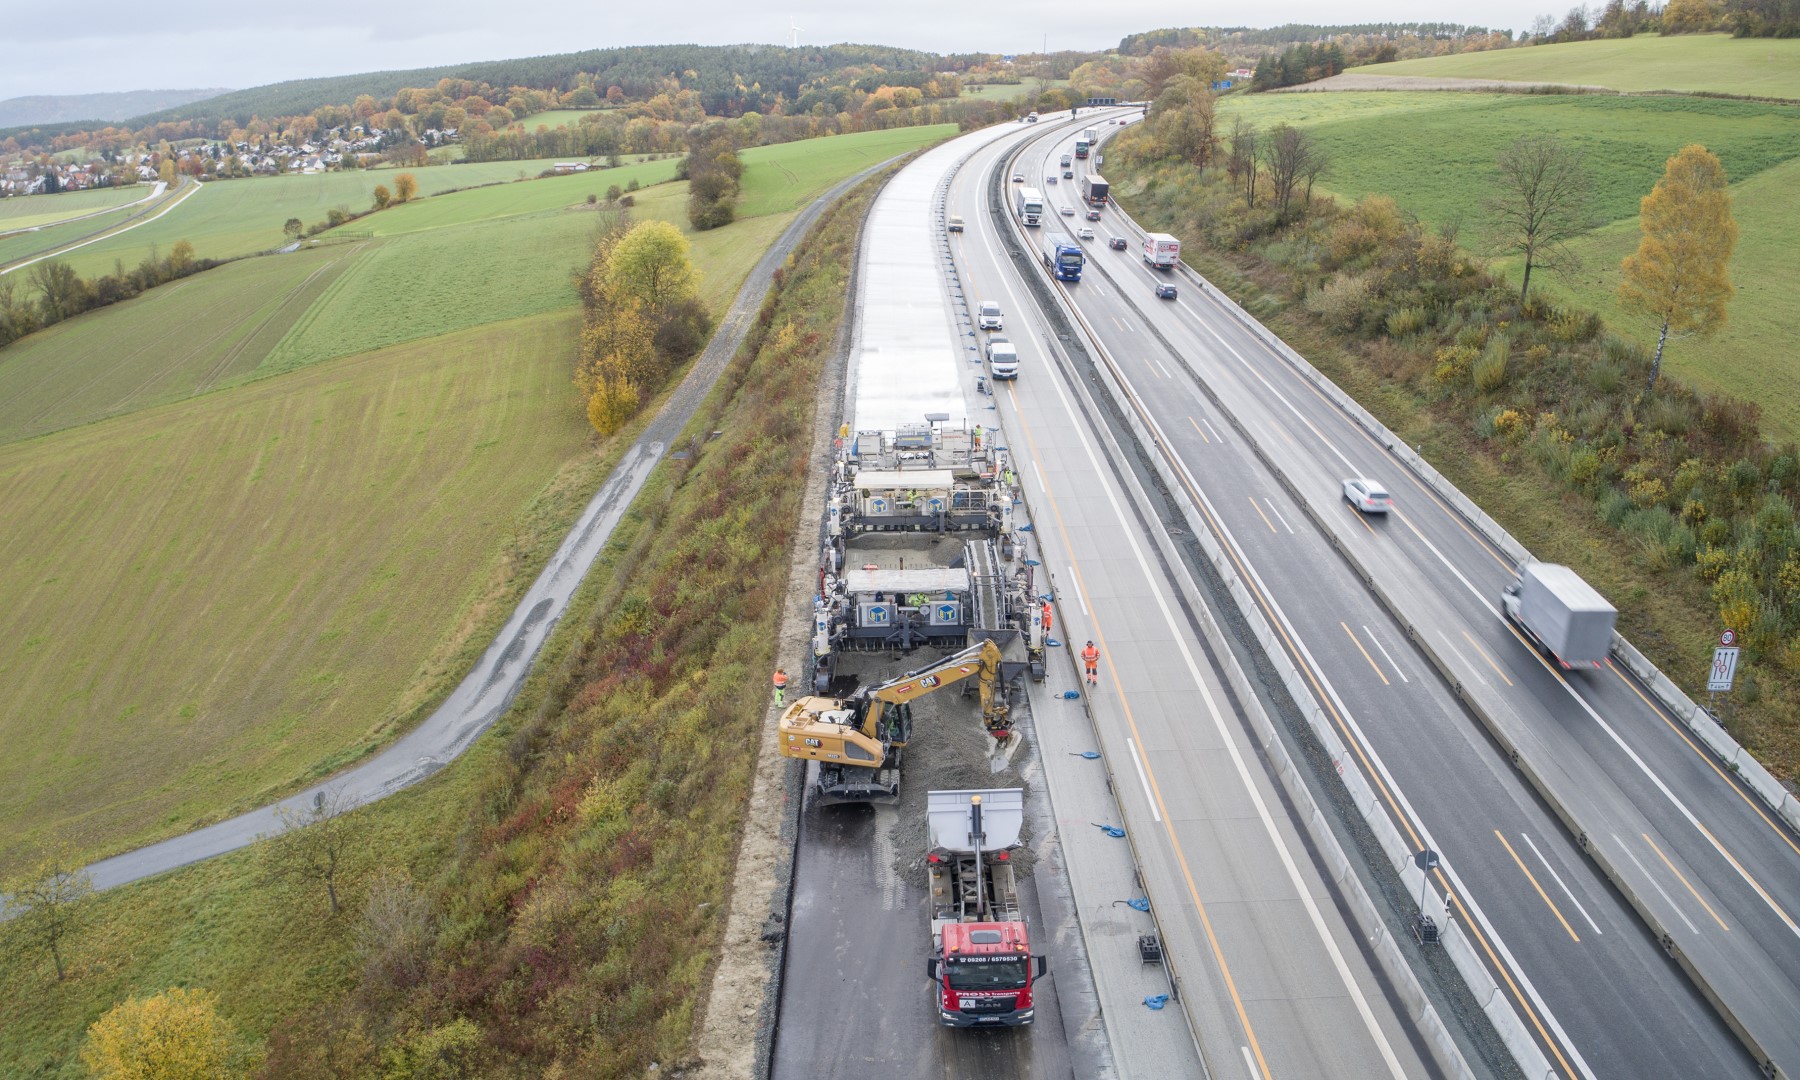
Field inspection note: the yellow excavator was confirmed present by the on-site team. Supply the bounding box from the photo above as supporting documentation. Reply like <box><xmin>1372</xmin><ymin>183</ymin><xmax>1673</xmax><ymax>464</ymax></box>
<box><xmin>778</xmin><ymin>638</ymin><xmax>1011</xmax><ymax>803</ymax></box>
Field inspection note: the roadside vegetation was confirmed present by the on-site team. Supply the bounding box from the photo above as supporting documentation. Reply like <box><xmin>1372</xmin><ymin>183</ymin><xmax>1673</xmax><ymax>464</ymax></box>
<box><xmin>0</xmin><ymin>156</ymin><xmax>883</xmax><ymax>1079</ymax></box>
<box><xmin>1110</xmin><ymin>55</ymin><xmax>1800</xmax><ymax>779</ymax></box>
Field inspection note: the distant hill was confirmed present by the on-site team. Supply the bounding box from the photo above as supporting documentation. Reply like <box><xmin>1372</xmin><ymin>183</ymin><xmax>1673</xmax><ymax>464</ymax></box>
<box><xmin>129</xmin><ymin>44</ymin><xmax>940</xmax><ymax>126</ymax></box>
<box><xmin>1355</xmin><ymin>34</ymin><xmax>1800</xmax><ymax>99</ymax></box>
<box><xmin>0</xmin><ymin>89</ymin><xmax>233</xmax><ymax>127</ymax></box>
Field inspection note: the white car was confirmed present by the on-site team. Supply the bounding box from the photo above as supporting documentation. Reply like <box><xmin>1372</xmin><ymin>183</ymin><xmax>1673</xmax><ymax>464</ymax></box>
<box><xmin>1060</xmin><ymin>205</ymin><xmax>1075</xmax><ymax>216</ymax></box>
<box><xmin>1012</xmin><ymin>173</ymin><xmax>1024</xmax><ymax>183</ymax></box>
<box><xmin>978</xmin><ymin>300</ymin><xmax>1004</xmax><ymax>331</ymax></box>
<box><xmin>1077</xmin><ymin>226</ymin><xmax>1095</xmax><ymax>240</ymax></box>
<box><xmin>1342</xmin><ymin>478</ymin><xmax>1392</xmax><ymax>514</ymax></box>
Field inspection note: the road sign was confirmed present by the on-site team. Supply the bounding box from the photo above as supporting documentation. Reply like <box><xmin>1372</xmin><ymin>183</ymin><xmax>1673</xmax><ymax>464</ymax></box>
<box><xmin>1708</xmin><ymin>646</ymin><xmax>1741</xmax><ymax>692</ymax></box>
<box><xmin>1720</xmin><ymin>629</ymin><xmax>1736</xmax><ymax>646</ymax></box>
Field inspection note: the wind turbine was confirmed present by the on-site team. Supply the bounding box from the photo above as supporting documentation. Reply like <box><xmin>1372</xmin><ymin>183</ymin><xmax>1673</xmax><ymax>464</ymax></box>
<box><xmin>788</xmin><ymin>17</ymin><xmax>803</xmax><ymax>48</ymax></box>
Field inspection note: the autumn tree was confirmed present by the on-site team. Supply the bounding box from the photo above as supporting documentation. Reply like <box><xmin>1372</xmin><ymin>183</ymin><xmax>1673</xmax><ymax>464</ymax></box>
<box><xmin>283</xmin><ymin>218</ymin><xmax>304</xmax><ymax>242</ymax></box>
<box><xmin>392</xmin><ymin>172</ymin><xmax>419</xmax><ymax>203</ymax></box>
<box><xmin>1618</xmin><ymin>144</ymin><xmax>1737</xmax><ymax>393</ymax></box>
<box><xmin>260</xmin><ymin>788</ymin><xmax>361</xmax><ymax>915</ymax></box>
<box><xmin>1262</xmin><ymin>123</ymin><xmax>1325</xmax><ymax>222</ymax></box>
<box><xmin>1490</xmin><ymin>134</ymin><xmax>1592</xmax><ymax>304</ymax></box>
<box><xmin>372</xmin><ymin>184</ymin><xmax>391</xmax><ymax>210</ymax></box>
<box><xmin>606</xmin><ymin>220</ymin><xmax>700</xmax><ymax>313</ymax></box>
<box><xmin>1227</xmin><ymin>118</ymin><xmax>1259</xmax><ymax>205</ymax></box>
<box><xmin>82</xmin><ymin>987</ymin><xmax>235</xmax><ymax>1079</ymax></box>
<box><xmin>29</xmin><ymin>259</ymin><xmax>86</xmax><ymax>321</ymax></box>
<box><xmin>1152</xmin><ymin>76</ymin><xmax>1218</xmax><ymax>167</ymax></box>
<box><xmin>1</xmin><ymin>846</ymin><xmax>93</xmax><ymax>981</ymax></box>
<box><xmin>1662</xmin><ymin>0</ymin><xmax>1720</xmax><ymax>32</ymax></box>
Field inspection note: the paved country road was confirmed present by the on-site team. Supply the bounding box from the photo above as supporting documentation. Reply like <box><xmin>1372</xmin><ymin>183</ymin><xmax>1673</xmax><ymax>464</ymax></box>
<box><xmin>77</xmin><ymin>159</ymin><xmax>898</xmax><ymax>893</ymax></box>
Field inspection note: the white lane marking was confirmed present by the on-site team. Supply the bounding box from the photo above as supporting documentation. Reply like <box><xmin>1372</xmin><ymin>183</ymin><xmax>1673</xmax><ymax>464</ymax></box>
<box><xmin>1127</xmin><ymin>738</ymin><xmax>1162</xmax><ymax>823</ymax></box>
<box><xmin>1035</xmin><ymin>353</ymin><xmax>1410</xmax><ymax>1079</ymax></box>
<box><xmin>1616</xmin><ymin>834</ymin><xmax>1698</xmax><ymax>935</ymax></box>
<box><xmin>1069</xmin><ymin>566</ymin><xmax>1089</xmax><ymax>615</ymax></box>
<box><xmin>1523</xmin><ymin>832</ymin><xmax>1601</xmax><ymax>936</ymax></box>
<box><xmin>1201</xmin><ymin>417</ymin><xmax>1225</xmax><ymax>444</ymax></box>
<box><xmin>2</xmin><ymin>179</ymin><xmax>203</xmax><ymax>275</ymax></box>
<box><xmin>1263</xmin><ymin>498</ymin><xmax>1294</xmax><ymax>534</ymax></box>
<box><xmin>1362</xmin><ymin>626</ymin><xmax>1409</xmax><ymax>683</ymax></box>
<box><xmin>1035</xmin><ymin>469</ymin><xmax>1047</xmax><ymax>495</ymax></box>
<box><xmin>1440</xmin><ymin>634</ymin><xmax>1486</xmax><ymax>686</ymax></box>
<box><xmin>1240</xmin><ymin>1046</ymin><xmax>1257</xmax><ymax>1079</ymax></box>
<box><xmin>1150</xmin><ymin>355</ymin><xmax>1172</xmax><ymax>379</ymax></box>
<box><xmin>1098</xmin><ymin>357</ymin><xmax>1601</xmax><ymax>1080</ymax></box>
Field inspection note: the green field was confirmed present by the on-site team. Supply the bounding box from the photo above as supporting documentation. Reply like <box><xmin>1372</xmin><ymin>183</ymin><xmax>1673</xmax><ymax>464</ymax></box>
<box><xmin>358</xmin><ymin>158</ymin><xmax>679</xmax><ymax>236</ymax></box>
<box><xmin>0</xmin><ymin>186</ymin><xmax>149</xmax><ymax>232</ymax></box>
<box><xmin>961</xmin><ymin>79</ymin><xmax>1067</xmax><ymax>102</ymax></box>
<box><xmin>0</xmin><ymin>205</ymin><xmax>143</xmax><ymax>267</ymax></box>
<box><xmin>517</xmin><ymin>108</ymin><xmax>601</xmax><ymax>129</ymax></box>
<box><xmin>0</xmin><ymin>312</ymin><xmax>591</xmax><ymax>869</ymax></box>
<box><xmin>0</xmin><ymin>246</ymin><xmax>360</xmax><ymax>443</ymax></box>
<box><xmin>50</xmin><ymin>157</ymin><xmax>604</xmax><ymax>278</ymax></box>
<box><xmin>736</xmin><ymin>124</ymin><xmax>956</xmax><ymax>218</ymax></box>
<box><xmin>1221</xmin><ymin>90</ymin><xmax>1800</xmax><ymax>440</ymax></box>
<box><xmin>1359</xmin><ymin>33</ymin><xmax>1800</xmax><ymax>99</ymax></box>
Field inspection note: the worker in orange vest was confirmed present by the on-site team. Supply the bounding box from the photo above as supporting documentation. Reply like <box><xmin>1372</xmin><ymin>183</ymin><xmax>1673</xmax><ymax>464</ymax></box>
<box><xmin>1081</xmin><ymin>641</ymin><xmax>1099</xmax><ymax>686</ymax></box>
<box><xmin>773</xmin><ymin>668</ymin><xmax>789</xmax><ymax>706</ymax></box>
<box><xmin>1041</xmin><ymin>600</ymin><xmax>1053</xmax><ymax>636</ymax></box>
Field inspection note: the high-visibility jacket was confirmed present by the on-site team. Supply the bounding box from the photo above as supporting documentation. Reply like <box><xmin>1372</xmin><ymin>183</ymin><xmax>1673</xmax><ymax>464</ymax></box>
<box><xmin>772</xmin><ymin>671</ymin><xmax>789</xmax><ymax>688</ymax></box>
<box><xmin>1081</xmin><ymin>644</ymin><xmax>1099</xmax><ymax>665</ymax></box>
<box><xmin>1041</xmin><ymin>602</ymin><xmax>1053</xmax><ymax>631</ymax></box>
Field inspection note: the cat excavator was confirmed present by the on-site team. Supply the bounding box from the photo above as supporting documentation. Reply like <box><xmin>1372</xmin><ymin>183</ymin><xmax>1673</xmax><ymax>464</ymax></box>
<box><xmin>778</xmin><ymin>638</ymin><xmax>1012</xmax><ymax>804</ymax></box>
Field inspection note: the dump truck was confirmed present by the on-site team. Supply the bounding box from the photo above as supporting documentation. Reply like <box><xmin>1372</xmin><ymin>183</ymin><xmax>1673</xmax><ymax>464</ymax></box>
<box><xmin>1501</xmin><ymin>562</ymin><xmax>1617</xmax><ymax>669</ymax></box>
<box><xmin>926</xmin><ymin>789</ymin><xmax>1048</xmax><ymax>1026</ymax></box>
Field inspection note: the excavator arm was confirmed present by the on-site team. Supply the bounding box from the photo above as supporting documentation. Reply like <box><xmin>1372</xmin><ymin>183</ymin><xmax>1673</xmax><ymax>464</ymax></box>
<box><xmin>868</xmin><ymin>638</ymin><xmax>1010</xmax><ymax>735</ymax></box>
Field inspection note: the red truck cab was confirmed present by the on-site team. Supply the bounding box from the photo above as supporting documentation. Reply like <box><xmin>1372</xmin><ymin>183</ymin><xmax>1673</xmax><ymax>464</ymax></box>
<box><xmin>931</xmin><ymin>918</ymin><xmax>1046</xmax><ymax>1025</ymax></box>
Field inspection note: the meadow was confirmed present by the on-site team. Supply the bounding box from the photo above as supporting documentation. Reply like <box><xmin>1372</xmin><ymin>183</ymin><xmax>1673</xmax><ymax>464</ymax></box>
<box><xmin>51</xmin><ymin>157</ymin><xmax>617</xmax><ymax>277</ymax></box>
<box><xmin>960</xmin><ymin>79</ymin><xmax>1066</xmax><ymax>102</ymax></box>
<box><xmin>0</xmin><ymin>245</ymin><xmax>359</xmax><ymax>443</ymax></box>
<box><xmin>1356</xmin><ymin>33</ymin><xmax>1800</xmax><ymax>99</ymax></box>
<box><xmin>0</xmin><ymin>205</ymin><xmax>142</xmax><ymax>267</ymax></box>
<box><xmin>0</xmin><ymin>312</ymin><xmax>592</xmax><ymax>869</ymax></box>
<box><xmin>1223</xmin><ymin>90</ymin><xmax>1800</xmax><ymax>440</ymax></box>
<box><xmin>735</xmin><ymin>124</ymin><xmax>957</xmax><ymax>218</ymax></box>
<box><xmin>0</xmin><ymin>186</ymin><xmax>149</xmax><ymax>232</ymax></box>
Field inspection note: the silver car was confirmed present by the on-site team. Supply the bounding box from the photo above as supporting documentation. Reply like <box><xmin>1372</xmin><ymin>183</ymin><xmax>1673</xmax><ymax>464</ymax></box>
<box><xmin>1342</xmin><ymin>478</ymin><xmax>1392</xmax><ymax>514</ymax></box>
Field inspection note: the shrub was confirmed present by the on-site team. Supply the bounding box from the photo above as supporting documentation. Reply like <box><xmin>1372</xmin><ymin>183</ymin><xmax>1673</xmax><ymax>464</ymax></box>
<box><xmin>1385</xmin><ymin>305</ymin><xmax>1428</xmax><ymax>338</ymax></box>
<box><xmin>1629</xmin><ymin>475</ymin><xmax>1668</xmax><ymax>509</ymax></box>
<box><xmin>1645</xmin><ymin>396</ymin><xmax>1694</xmax><ymax>435</ymax></box>
<box><xmin>1566</xmin><ymin>445</ymin><xmax>1602</xmax><ymax>488</ymax></box>
<box><xmin>1493</xmin><ymin>408</ymin><xmax>1528</xmax><ymax>442</ymax></box>
<box><xmin>1432</xmin><ymin>344</ymin><xmax>1479</xmax><ymax>386</ymax></box>
<box><xmin>1525</xmin><ymin>343</ymin><xmax>1552</xmax><ymax>364</ymax></box>
<box><xmin>1303</xmin><ymin>273</ymin><xmax>1375</xmax><ymax>333</ymax></box>
<box><xmin>1473</xmin><ymin>337</ymin><xmax>1509</xmax><ymax>392</ymax></box>
<box><xmin>1597</xmin><ymin>486</ymin><xmax>1634</xmax><ymax>526</ymax></box>
<box><xmin>1701</xmin><ymin>517</ymin><xmax>1734</xmax><ymax>548</ymax></box>
<box><xmin>1550</xmin><ymin>309</ymin><xmax>1602</xmax><ymax>343</ymax></box>
<box><xmin>1696</xmin><ymin>546</ymin><xmax>1733</xmax><ymax>581</ymax></box>
<box><xmin>1586</xmin><ymin>361</ymin><xmax>1623</xmax><ymax>393</ymax></box>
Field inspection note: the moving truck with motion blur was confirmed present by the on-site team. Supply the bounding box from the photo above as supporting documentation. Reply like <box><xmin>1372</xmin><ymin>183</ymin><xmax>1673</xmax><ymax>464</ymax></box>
<box><xmin>1501</xmin><ymin>562</ymin><xmax>1617</xmax><ymax>669</ymax></box>
<box><xmin>1143</xmin><ymin>233</ymin><xmax>1181</xmax><ymax>268</ymax></box>
<box><xmin>1014</xmin><ymin>185</ymin><xmax>1043</xmax><ymax>226</ymax></box>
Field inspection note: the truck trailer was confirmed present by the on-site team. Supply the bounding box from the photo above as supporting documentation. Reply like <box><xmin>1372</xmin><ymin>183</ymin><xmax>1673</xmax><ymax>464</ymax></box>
<box><xmin>926</xmin><ymin>789</ymin><xmax>1048</xmax><ymax>1026</ymax></box>
<box><xmin>1143</xmin><ymin>233</ymin><xmax>1181</xmax><ymax>269</ymax></box>
<box><xmin>1041</xmin><ymin>232</ymin><xmax>1084</xmax><ymax>281</ymax></box>
<box><xmin>1081</xmin><ymin>173</ymin><xmax>1109</xmax><ymax>206</ymax></box>
<box><xmin>1501</xmin><ymin>562</ymin><xmax>1617</xmax><ymax>669</ymax></box>
<box><xmin>1014</xmin><ymin>185</ymin><xmax>1043</xmax><ymax>227</ymax></box>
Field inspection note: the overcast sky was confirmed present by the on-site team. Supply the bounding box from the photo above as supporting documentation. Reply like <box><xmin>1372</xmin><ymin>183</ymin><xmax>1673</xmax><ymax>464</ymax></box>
<box><xmin>3</xmin><ymin>2</ymin><xmax>1560</xmax><ymax>101</ymax></box>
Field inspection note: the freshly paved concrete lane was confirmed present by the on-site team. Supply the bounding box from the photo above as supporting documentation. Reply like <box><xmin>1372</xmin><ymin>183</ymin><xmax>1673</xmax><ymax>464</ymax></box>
<box><xmin>79</xmin><ymin>162</ymin><xmax>894</xmax><ymax>893</ymax></box>
<box><xmin>1006</xmin><ymin>122</ymin><xmax>1770</xmax><ymax>1077</ymax></box>
<box><xmin>950</xmin><ymin>118</ymin><xmax>1438</xmax><ymax>1080</ymax></box>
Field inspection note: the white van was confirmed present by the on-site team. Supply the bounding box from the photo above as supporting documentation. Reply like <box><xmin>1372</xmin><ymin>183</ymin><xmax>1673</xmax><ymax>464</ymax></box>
<box><xmin>987</xmin><ymin>339</ymin><xmax>1020</xmax><ymax>380</ymax></box>
<box><xmin>978</xmin><ymin>300</ymin><xmax>1003</xmax><ymax>330</ymax></box>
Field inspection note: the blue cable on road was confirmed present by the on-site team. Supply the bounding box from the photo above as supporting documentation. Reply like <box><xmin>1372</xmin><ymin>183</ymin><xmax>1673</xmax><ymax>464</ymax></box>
<box><xmin>1126</xmin><ymin>896</ymin><xmax>1150</xmax><ymax>912</ymax></box>
<box><xmin>1092</xmin><ymin>823</ymin><xmax>1125</xmax><ymax>838</ymax></box>
<box><xmin>1069</xmin><ymin>750</ymin><xmax>1100</xmax><ymax>759</ymax></box>
<box><xmin>1143</xmin><ymin>995</ymin><xmax>1169</xmax><ymax>1010</ymax></box>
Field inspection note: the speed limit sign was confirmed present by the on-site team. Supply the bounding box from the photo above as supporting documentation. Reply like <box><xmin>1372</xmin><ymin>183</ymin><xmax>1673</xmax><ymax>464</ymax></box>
<box><xmin>1720</xmin><ymin>629</ymin><xmax>1737</xmax><ymax>646</ymax></box>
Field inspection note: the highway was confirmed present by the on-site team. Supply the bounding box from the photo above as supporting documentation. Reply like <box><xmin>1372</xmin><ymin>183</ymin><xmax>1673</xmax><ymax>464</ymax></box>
<box><xmin>773</xmin><ymin>116</ymin><xmax>1457</xmax><ymax>1080</ymax></box>
<box><xmin>952</xmin><ymin>114</ymin><xmax>1789</xmax><ymax>1078</ymax></box>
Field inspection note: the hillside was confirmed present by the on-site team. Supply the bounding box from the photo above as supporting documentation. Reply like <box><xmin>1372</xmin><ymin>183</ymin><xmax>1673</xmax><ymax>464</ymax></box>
<box><xmin>130</xmin><ymin>43</ymin><xmax>940</xmax><ymax>126</ymax></box>
<box><xmin>1355</xmin><ymin>33</ymin><xmax>1800</xmax><ymax>98</ymax></box>
<box><xmin>0</xmin><ymin>88</ymin><xmax>232</xmax><ymax>127</ymax></box>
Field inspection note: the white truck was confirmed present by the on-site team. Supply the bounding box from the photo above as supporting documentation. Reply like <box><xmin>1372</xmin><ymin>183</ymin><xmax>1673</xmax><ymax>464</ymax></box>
<box><xmin>1501</xmin><ymin>562</ymin><xmax>1617</xmax><ymax>669</ymax></box>
<box><xmin>1143</xmin><ymin>233</ymin><xmax>1181</xmax><ymax>269</ymax></box>
<box><xmin>986</xmin><ymin>338</ymin><xmax>1019</xmax><ymax>380</ymax></box>
<box><xmin>1014</xmin><ymin>185</ymin><xmax>1043</xmax><ymax>227</ymax></box>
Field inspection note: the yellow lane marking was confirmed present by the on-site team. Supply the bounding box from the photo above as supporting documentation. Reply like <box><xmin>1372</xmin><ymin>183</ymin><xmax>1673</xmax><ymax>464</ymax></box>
<box><xmin>1345</xmin><ymin>502</ymin><xmax>1376</xmax><ymax>536</ymax></box>
<box><xmin>1341</xmin><ymin>622</ymin><xmax>1390</xmax><ymax>686</ymax></box>
<box><xmin>1249</xmin><ymin>497</ymin><xmax>1278</xmax><ymax>534</ymax></box>
<box><xmin>1497</xmin><ymin>830</ymin><xmax>1580</xmax><ymax>942</ymax></box>
<box><xmin>1460</xmin><ymin>629</ymin><xmax>1515</xmax><ymax>687</ymax></box>
<box><xmin>1187</xmin><ymin>415</ymin><xmax>1211</xmax><ymax>444</ymax></box>
<box><xmin>1606</xmin><ymin>660</ymin><xmax>1800</xmax><ymax>862</ymax></box>
<box><xmin>1004</xmin><ymin>380</ymin><xmax>1276</xmax><ymax>1080</ymax></box>
<box><xmin>1643</xmin><ymin>834</ymin><xmax>1730</xmax><ymax>933</ymax></box>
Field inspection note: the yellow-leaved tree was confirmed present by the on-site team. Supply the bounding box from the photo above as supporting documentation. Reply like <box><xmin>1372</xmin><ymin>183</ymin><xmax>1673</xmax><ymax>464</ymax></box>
<box><xmin>82</xmin><ymin>987</ymin><xmax>235</xmax><ymax>1079</ymax></box>
<box><xmin>1618</xmin><ymin>143</ymin><xmax>1737</xmax><ymax>394</ymax></box>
